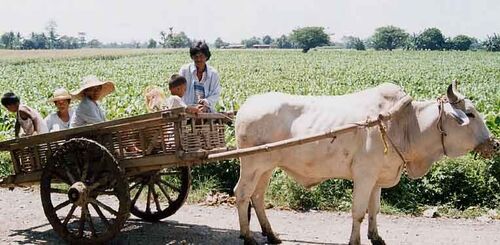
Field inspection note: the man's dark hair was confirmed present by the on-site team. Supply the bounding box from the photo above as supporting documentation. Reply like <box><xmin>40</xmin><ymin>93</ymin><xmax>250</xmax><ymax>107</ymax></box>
<box><xmin>169</xmin><ymin>74</ymin><xmax>187</xmax><ymax>90</ymax></box>
<box><xmin>189</xmin><ymin>41</ymin><xmax>211</xmax><ymax>61</ymax></box>
<box><xmin>1</xmin><ymin>92</ymin><xmax>20</xmax><ymax>107</ymax></box>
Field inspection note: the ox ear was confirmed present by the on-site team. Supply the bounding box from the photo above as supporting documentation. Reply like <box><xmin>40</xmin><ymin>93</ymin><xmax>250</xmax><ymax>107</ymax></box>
<box><xmin>444</xmin><ymin>103</ymin><xmax>470</xmax><ymax>126</ymax></box>
<box><xmin>447</xmin><ymin>81</ymin><xmax>465</xmax><ymax>104</ymax></box>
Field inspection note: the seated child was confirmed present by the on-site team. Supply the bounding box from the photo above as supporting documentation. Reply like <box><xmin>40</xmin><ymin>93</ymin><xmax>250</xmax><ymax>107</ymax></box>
<box><xmin>167</xmin><ymin>74</ymin><xmax>200</xmax><ymax>113</ymax></box>
<box><xmin>1</xmin><ymin>92</ymin><xmax>48</xmax><ymax>138</ymax></box>
<box><xmin>70</xmin><ymin>75</ymin><xmax>115</xmax><ymax>127</ymax></box>
<box><xmin>144</xmin><ymin>86</ymin><xmax>167</xmax><ymax>112</ymax></box>
<box><xmin>144</xmin><ymin>75</ymin><xmax>200</xmax><ymax>113</ymax></box>
<box><xmin>45</xmin><ymin>88</ymin><xmax>74</xmax><ymax>132</ymax></box>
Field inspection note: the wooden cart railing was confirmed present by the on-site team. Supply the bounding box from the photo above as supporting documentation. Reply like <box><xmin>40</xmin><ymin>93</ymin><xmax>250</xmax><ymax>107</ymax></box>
<box><xmin>0</xmin><ymin>108</ymin><xmax>232</xmax><ymax>187</ymax></box>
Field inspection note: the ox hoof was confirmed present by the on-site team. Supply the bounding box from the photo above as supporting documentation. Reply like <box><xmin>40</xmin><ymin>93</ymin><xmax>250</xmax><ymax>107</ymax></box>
<box><xmin>370</xmin><ymin>238</ymin><xmax>386</xmax><ymax>245</ymax></box>
<box><xmin>267</xmin><ymin>234</ymin><xmax>282</xmax><ymax>244</ymax></box>
<box><xmin>243</xmin><ymin>237</ymin><xmax>258</xmax><ymax>245</ymax></box>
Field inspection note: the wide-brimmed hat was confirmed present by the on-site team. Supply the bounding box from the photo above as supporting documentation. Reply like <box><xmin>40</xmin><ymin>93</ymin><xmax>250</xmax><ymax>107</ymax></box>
<box><xmin>48</xmin><ymin>88</ymin><xmax>72</xmax><ymax>102</ymax></box>
<box><xmin>71</xmin><ymin>75</ymin><xmax>115</xmax><ymax>100</ymax></box>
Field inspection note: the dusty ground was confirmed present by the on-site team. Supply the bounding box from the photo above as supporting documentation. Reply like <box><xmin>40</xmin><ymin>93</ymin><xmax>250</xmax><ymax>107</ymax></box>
<box><xmin>1</xmin><ymin>187</ymin><xmax>499</xmax><ymax>245</ymax></box>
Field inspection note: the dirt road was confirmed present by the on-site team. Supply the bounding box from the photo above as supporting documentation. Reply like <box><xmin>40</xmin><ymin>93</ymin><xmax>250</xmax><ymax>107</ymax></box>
<box><xmin>1</xmin><ymin>187</ymin><xmax>499</xmax><ymax>245</ymax></box>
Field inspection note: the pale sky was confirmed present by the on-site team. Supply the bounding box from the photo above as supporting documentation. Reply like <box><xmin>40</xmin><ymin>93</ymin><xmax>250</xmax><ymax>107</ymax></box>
<box><xmin>0</xmin><ymin>0</ymin><xmax>499</xmax><ymax>43</ymax></box>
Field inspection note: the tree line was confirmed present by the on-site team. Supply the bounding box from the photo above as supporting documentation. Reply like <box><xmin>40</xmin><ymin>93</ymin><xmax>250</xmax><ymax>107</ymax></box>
<box><xmin>342</xmin><ymin>26</ymin><xmax>500</xmax><ymax>52</ymax></box>
<box><xmin>1</xmin><ymin>21</ymin><xmax>499</xmax><ymax>52</ymax></box>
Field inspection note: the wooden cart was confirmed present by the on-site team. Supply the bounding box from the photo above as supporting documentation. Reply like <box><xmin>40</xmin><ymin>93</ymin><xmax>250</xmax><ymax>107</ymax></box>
<box><xmin>0</xmin><ymin>108</ymin><xmax>233</xmax><ymax>244</ymax></box>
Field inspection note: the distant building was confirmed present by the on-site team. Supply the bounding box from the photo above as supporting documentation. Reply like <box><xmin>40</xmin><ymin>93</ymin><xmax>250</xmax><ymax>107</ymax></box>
<box><xmin>252</xmin><ymin>44</ymin><xmax>271</xmax><ymax>49</ymax></box>
<box><xmin>223</xmin><ymin>44</ymin><xmax>245</xmax><ymax>49</ymax></box>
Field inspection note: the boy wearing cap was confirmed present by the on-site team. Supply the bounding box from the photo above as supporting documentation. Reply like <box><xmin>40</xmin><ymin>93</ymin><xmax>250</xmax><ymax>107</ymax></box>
<box><xmin>70</xmin><ymin>75</ymin><xmax>115</xmax><ymax>128</ymax></box>
<box><xmin>45</xmin><ymin>88</ymin><xmax>74</xmax><ymax>132</ymax></box>
<box><xmin>1</xmin><ymin>92</ymin><xmax>48</xmax><ymax>138</ymax></box>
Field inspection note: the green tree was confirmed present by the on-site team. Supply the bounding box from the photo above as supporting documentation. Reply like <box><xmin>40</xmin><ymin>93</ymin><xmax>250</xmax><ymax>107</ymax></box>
<box><xmin>262</xmin><ymin>35</ymin><xmax>273</xmax><ymax>45</ymax></box>
<box><xmin>88</xmin><ymin>39</ymin><xmax>102</xmax><ymax>48</ymax></box>
<box><xmin>214</xmin><ymin>37</ymin><xmax>228</xmax><ymax>48</ymax></box>
<box><xmin>274</xmin><ymin>35</ymin><xmax>291</xmax><ymax>49</ymax></box>
<box><xmin>78</xmin><ymin>32</ymin><xmax>87</xmax><ymax>48</ymax></box>
<box><xmin>449</xmin><ymin>35</ymin><xmax>475</xmax><ymax>51</ymax></box>
<box><xmin>275</xmin><ymin>35</ymin><xmax>292</xmax><ymax>49</ymax></box>
<box><xmin>22</xmin><ymin>32</ymin><xmax>48</xmax><ymax>49</ymax></box>
<box><xmin>241</xmin><ymin>37</ymin><xmax>260</xmax><ymax>48</ymax></box>
<box><xmin>45</xmin><ymin>20</ymin><xmax>59</xmax><ymax>49</ymax></box>
<box><xmin>159</xmin><ymin>31</ymin><xmax>169</xmax><ymax>48</ymax></box>
<box><xmin>147</xmin><ymin>39</ymin><xmax>157</xmax><ymax>48</ymax></box>
<box><xmin>159</xmin><ymin>28</ymin><xmax>191</xmax><ymax>48</ymax></box>
<box><xmin>13</xmin><ymin>32</ymin><xmax>22</xmax><ymax>49</ymax></box>
<box><xmin>371</xmin><ymin>26</ymin><xmax>409</xmax><ymax>51</ymax></box>
<box><xmin>166</xmin><ymin>31</ymin><xmax>191</xmax><ymax>48</ymax></box>
<box><xmin>483</xmin><ymin>33</ymin><xmax>500</xmax><ymax>52</ymax></box>
<box><xmin>289</xmin><ymin>26</ymin><xmax>330</xmax><ymax>53</ymax></box>
<box><xmin>342</xmin><ymin>36</ymin><xmax>365</xmax><ymax>50</ymax></box>
<box><xmin>0</xmin><ymin>32</ymin><xmax>15</xmax><ymax>49</ymax></box>
<box><xmin>57</xmin><ymin>35</ymin><xmax>80</xmax><ymax>49</ymax></box>
<box><xmin>415</xmin><ymin>28</ymin><xmax>446</xmax><ymax>50</ymax></box>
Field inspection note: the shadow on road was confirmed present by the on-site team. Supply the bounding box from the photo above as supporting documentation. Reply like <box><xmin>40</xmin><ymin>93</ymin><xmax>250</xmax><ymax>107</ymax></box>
<box><xmin>8</xmin><ymin>218</ymin><xmax>345</xmax><ymax>245</ymax></box>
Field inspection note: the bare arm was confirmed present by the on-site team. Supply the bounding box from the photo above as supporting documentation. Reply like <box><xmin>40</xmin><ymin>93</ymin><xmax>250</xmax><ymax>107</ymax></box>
<box><xmin>18</xmin><ymin>109</ymin><xmax>39</xmax><ymax>134</ymax></box>
<box><xmin>14</xmin><ymin>120</ymin><xmax>20</xmax><ymax>138</ymax></box>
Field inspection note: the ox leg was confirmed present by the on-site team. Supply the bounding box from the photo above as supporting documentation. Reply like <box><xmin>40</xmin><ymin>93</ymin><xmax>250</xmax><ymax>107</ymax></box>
<box><xmin>349</xmin><ymin>179</ymin><xmax>376</xmax><ymax>245</ymax></box>
<box><xmin>251</xmin><ymin>170</ymin><xmax>281</xmax><ymax>244</ymax></box>
<box><xmin>234</xmin><ymin>160</ymin><xmax>267</xmax><ymax>245</ymax></box>
<box><xmin>368</xmin><ymin>186</ymin><xmax>385</xmax><ymax>245</ymax></box>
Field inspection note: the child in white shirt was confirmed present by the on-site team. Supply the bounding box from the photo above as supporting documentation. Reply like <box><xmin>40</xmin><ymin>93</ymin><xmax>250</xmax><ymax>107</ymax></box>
<box><xmin>45</xmin><ymin>88</ymin><xmax>74</xmax><ymax>132</ymax></box>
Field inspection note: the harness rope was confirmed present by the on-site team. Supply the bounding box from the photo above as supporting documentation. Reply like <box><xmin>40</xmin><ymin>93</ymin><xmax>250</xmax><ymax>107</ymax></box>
<box><xmin>373</xmin><ymin>95</ymin><xmax>454</xmax><ymax>174</ymax></box>
<box><xmin>437</xmin><ymin>96</ymin><xmax>448</xmax><ymax>156</ymax></box>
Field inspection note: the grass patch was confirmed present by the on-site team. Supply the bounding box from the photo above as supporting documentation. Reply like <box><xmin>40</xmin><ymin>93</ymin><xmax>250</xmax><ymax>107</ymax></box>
<box><xmin>188</xmin><ymin>177</ymin><xmax>220</xmax><ymax>204</ymax></box>
<box><xmin>0</xmin><ymin>152</ymin><xmax>13</xmax><ymax>178</ymax></box>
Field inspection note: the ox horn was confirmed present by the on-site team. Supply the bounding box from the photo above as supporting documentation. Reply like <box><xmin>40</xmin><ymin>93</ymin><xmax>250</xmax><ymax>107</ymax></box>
<box><xmin>447</xmin><ymin>80</ymin><xmax>465</xmax><ymax>104</ymax></box>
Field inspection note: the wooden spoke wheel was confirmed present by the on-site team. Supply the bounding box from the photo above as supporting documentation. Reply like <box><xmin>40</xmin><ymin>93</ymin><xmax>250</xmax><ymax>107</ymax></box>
<box><xmin>40</xmin><ymin>138</ymin><xmax>130</xmax><ymax>244</ymax></box>
<box><xmin>129</xmin><ymin>167</ymin><xmax>191</xmax><ymax>222</ymax></box>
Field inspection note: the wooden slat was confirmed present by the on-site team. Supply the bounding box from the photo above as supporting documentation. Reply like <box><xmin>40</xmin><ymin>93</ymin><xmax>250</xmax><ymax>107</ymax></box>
<box><xmin>0</xmin><ymin>108</ymin><xmax>186</xmax><ymax>151</ymax></box>
<box><xmin>33</xmin><ymin>146</ymin><xmax>41</xmax><ymax>170</ymax></box>
<box><xmin>0</xmin><ymin>171</ymin><xmax>42</xmax><ymax>187</ymax></box>
<box><xmin>9</xmin><ymin>151</ymin><xmax>19</xmax><ymax>175</ymax></box>
<box><xmin>184</xmin><ymin>112</ymin><xmax>233</xmax><ymax>122</ymax></box>
<box><xmin>117</xmin><ymin>132</ymin><xmax>124</xmax><ymax>158</ymax></box>
<box><xmin>159</xmin><ymin>126</ymin><xmax>167</xmax><ymax>153</ymax></box>
<box><xmin>121</xmin><ymin>154</ymin><xmax>179</xmax><ymax>169</ymax></box>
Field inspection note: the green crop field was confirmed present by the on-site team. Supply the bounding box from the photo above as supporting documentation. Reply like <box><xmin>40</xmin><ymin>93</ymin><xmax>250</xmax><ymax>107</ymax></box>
<box><xmin>0</xmin><ymin>49</ymin><xmax>499</xmax><ymax>215</ymax></box>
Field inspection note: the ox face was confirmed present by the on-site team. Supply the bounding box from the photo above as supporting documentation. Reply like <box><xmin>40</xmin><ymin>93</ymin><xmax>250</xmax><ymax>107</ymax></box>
<box><xmin>442</xmin><ymin>83</ymin><xmax>491</xmax><ymax>158</ymax></box>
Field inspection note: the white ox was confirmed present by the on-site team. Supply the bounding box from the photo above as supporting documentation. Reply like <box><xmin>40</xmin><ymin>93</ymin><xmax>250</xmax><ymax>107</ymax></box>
<box><xmin>234</xmin><ymin>82</ymin><xmax>492</xmax><ymax>245</ymax></box>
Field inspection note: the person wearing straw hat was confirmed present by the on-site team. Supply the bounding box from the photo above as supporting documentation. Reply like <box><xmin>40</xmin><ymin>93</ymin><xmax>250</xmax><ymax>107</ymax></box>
<box><xmin>69</xmin><ymin>75</ymin><xmax>115</xmax><ymax>128</ymax></box>
<box><xmin>1</xmin><ymin>92</ymin><xmax>48</xmax><ymax>138</ymax></box>
<box><xmin>44</xmin><ymin>88</ymin><xmax>74</xmax><ymax>132</ymax></box>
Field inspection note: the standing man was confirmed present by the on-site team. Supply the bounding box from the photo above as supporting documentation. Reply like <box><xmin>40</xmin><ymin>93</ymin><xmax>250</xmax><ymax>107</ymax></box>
<box><xmin>179</xmin><ymin>41</ymin><xmax>221</xmax><ymax>112</ymax></box>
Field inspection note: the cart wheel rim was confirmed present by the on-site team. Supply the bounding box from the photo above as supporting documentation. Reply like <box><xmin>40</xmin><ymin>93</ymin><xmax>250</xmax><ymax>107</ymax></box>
<box><xmin>129</xmin><ymin>166</ymin><xmax>191</xmax><ymax>222</ymax></box>
<box><xmin>40</xmin><ymin>138</ymin><xmax>130</xmax><ymax>244</ymax></box>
